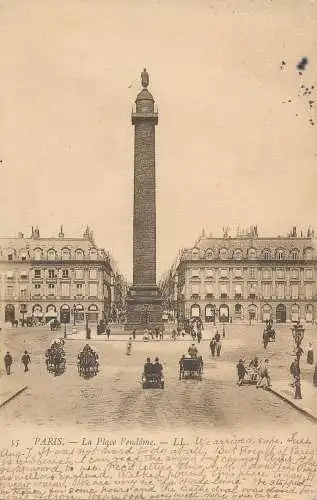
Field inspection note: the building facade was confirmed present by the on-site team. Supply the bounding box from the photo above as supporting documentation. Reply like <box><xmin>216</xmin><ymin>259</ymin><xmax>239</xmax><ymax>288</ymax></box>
<box><xmin>174</xmin><ymin>227</ymin><xmax>317</xmax><ymax>324</ymax></box>
<box><xmin>0</xmin><ymin>226</ymin><xmax>115</xmax><ymax>325</ymax></box>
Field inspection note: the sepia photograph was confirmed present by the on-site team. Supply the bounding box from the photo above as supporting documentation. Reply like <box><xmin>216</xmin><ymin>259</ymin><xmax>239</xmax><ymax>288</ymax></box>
<box><xmin>0</xmin><ymin>0</ymin><xmax>317</xmax><ymax>498</ymax></box>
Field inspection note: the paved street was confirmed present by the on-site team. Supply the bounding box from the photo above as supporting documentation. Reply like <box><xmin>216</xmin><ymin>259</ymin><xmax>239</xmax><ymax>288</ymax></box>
<box><xmin>1</xmin><ymin>323</ymin><xmax>317</xmax><ymax>432</ymax></box>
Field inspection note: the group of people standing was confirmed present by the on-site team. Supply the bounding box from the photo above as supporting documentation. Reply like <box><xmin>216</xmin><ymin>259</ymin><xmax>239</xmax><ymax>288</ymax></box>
<box><xmin>209</xmin><ymin>331</ymin><xmax>222</xmax><ymax>357</ymax></box>
<box><xmin>236</xmin><ymin>357</ymin><xmax>271</xmax><ymax>388</ymax></box>
<box><xmin>3</xmin><ymin>350</ymin><xmax>31</xmax><ymax>375</ymax></box>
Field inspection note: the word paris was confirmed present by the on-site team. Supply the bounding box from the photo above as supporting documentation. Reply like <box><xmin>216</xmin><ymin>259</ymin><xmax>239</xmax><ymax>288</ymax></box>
<box><xmin>32</xmin><ymin>436</ymin><xmax>156</xmax><ymax>447</ymax></box>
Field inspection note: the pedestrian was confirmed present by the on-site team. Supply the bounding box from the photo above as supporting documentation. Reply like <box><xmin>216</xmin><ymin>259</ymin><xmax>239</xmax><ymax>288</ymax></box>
<box><xmin>106</xmin><ymin>327</ymin><xmax>111</xmax><ymax>340</ymax></box>
<box><xmin>181</xmin><ymin>328</ymin><xmax>185</xmax><ymax>338</ymax></box>
<box><xmin>307</xmin><ymin>343</ymin><xmax>314</xmax><ymax>365</ymax></box>
<box><xmin>296</xmin><ymin>345</ymin><xmax>304</xmax><ymax>361</ymax></box>
<box><xmin>209</xmin><ymin>337</ymin><xmax>216</xmax><ymax>357</ymax></box>
<box><xmin>197</xmin><ymin>330</ymin><xmax>202</xmax><ymax>344</ymax></box>
<box><xmin>149</xmin><ymin>329</ymin><xmax>154</xmax><ymax>340</ymax></box>
<box><xmin>4</xmin><ymin>352</ymin><xmax>13</xmax><ymax>375</ymax></box>
<box><xmin>188</xmin><ymin>344</ymin><xmax>198</xmax><ymax>358</ymax></box>
<box><xmin>216</xmin><ymin>339</ymin><xmax>222</xmax><ymax>357</ymax></box>
<box><xmin>126</xmin><ymin>337</ymin><xmax>132</xmax><ymax>355</ymax></box>
<box><xmin>159</xmin><ymin>329</ymin><xmax>164</xmax><ymax>341</ymax></box>
<box><xmin>236</xmin><ymin>359</ymin><xmax>246</xmax><ymax>385</ymax></box>
<box><xmin>155</xmin><ymin>328</ymin><xmax>159</xmax><ymax>340</ymax></box>
<box><xmin>256</xmin><ymin>359</ymin><xmax>271</xmax><ymax>388</ymax></box>
<box><xmin>290</xmin><ymin>358</ymin><xmax>300</xmax><ymax>386</ymax></box>
<box><xmin>214</xmin><ymin>331</ymin><xmax>221</xmax><ymax>343</ymax></box>
<box><xmin>313</xmin><ymin>363</ymin><xmax>317</xmax><ymax>387</ymax></box>
<box><xmin>132</xmin><ymin>329</ymin><xmax>136</xmax><ymax>341</ymax></box>
<box><xmin>21</xmin><ymin>350</ymin><xmax>31</xmax><ymax>372</ymax></box>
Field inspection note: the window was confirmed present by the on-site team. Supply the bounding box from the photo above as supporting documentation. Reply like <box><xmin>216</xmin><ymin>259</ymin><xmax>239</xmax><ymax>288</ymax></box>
<box><xmin>20</xmin><ymin>271</ymin><xmax>28</xmax><ymax>279</ymax></box>
<box><xmin>234</xmin><ymin>249</ymin><xmax>242</xmax><ymax>260</ymax></box>
<box><xmin>6</xmin><ymin>271</ymin><xmax>14</xmax><ymax>279</ymax></box>
<box><xmin>276</xmin><ymin>269</ymin><xmax>284</xmax><ymax>279</ymax></box>
<box><xmin>6</xmin><ymin>286</ymin><xmax>13</xmax><ymax>297</ymax></box>
<box><xmin>191</xmin><ymin>284</ymin><xmax>200</xmax><ymax>296</ymax></box>
<box><xmin>220</xmin><ymin>284</ymin><xmax>228</xmax><ymax>298</ymax></box>
<box><xmin>89</xmin><ymin>248</ymin><xmax>98</xmax><ymax>260</ymax></box>
<box><xmin>234</xmin><ymin>268</ymin><xmax>242</xmax><ymax>278</ymax></box>
<box><xmin>306</xmin><ymin>284</ymin><xmax>313</xmax><ymax>300</ymax></box>
<box><xmin>48</xmin><ymin>284</ymin><xmax>55</xmax><ymax>296</ymax></box>
<box><xmin>76</xmin><ymin>283</ymin><xmax>83</xmax><ymax>295</ymax></box>
<box><xmin>263</xmin><ymin>269</ymin><xmax>271</xmax><ymax>280</ymax></box>
<box><xmin>277</xmin><ymin>250</ymin><xmax>284</xmax><ymax>260</ymax></box>
<box><xmin>235</xmin><ymin>284</ymin><xmax>242</xmax><ymax>298</ymax></box>
<box><xmin>205</xmin><ymin>249</ymin><xmax>213</xmax><ymax>260</ymax></box>
<box><xmin>249</xmin><ymin>283</ymin><xmax>257</xmax><ymax>297</ymax></box>
<box><xmin>248</xmin><ymin>248</ymin><xmax>257</xmax><ymax>260</ymax></box>
<box><xmin>75</xmin><ymin>269</ymin><xmax>84</xmax><ymax>280</ymax></box>
<box><xmin>190</xmin><ymin>268</ymin><xmax>200</xmax><ymax>279</ymax></box>
<box><xmin>263</xmin><ymin>284</ymin><xmax>271</xmax><ymax>299</ymax></box>
<box><xmin>291</xmin><ymin>285</ymin><xmax>299</xmax><ymax>299</ymax></box>
<box><xmin>89</xmin><ymin>269</ymin><xmax>97</xmax><ymax>280</ymax></box>
<box><xmin>205</xmin><ymin>283</ymin><xmax>213</xmax><ymax>297</ymax></box>
<box><xmin>305</xmin><ymin>269</ymin><xmax>313</xmax><ymax>280</ymax></box>
<box><xmin>34</xmin><ymin>269</ymin><xmax>41</xmax><ymax>279</ymax></box>
<box><xmin>48</xmin><ymin>269</ymin><xmax>55</xmax><ymax>279</ymax></box>
<box><xmin>205</xmin><ymin>269</ymin><xmax>213</xmax><ymax>278</ymax></box>
<box><xmin>264</xmin><ymin>250</ymin><xmax>270</xmax><ymax>260</ymax></box>
<box><xmin>220</xmin><ymin>269</ymin><xmax>228</xmax><ymax>278</ymax></box>
<box><xmin>89</xmin><ymin>283</ymin><xmax>98</xmax><ymax>297</ymax></box>
<box><xmin>62</xmin><ymin>269</ymin><xmax>69</xmax><ymax>279</ymax></box>
<box><xmin>20</xmin><ymin>287</ymin><xmax>27</xmax><ymax>299</ymax></box>
<box><xmin>192</xmin><ymin>248</ymin><xmax>200</xmax><ymax>259</ymax></box>
<box><xmin>48</xmin><ymin>249</ymin><xmax>56</xmax><ymax>261</ymax></box>
<box><xmin>20</xmin><ymin>253</ymin><xmax>27</xmax><ymax>262</ymax></box>
<box><xmin>61</xmin><ymin>248</ymin><xmax>71</xmax><ymax>260</ymax></box>
<box><xmin>75</xmin><ymin>249</ymin><xmax>84</xmax><ymax>260</ymax></box>
<box><xmin>61</xmin><ymin>283</ymin><xmax>70</xmax><ymax>297</ymax></box>
<box><xmin>35</xmin><ymin>284</ymin><xmax>41</xmax><ymax>289</ymax></box>
<box><xmin>291</xmin><ymin>269</ymin><xmax>299</xmax><ymax>280</ymax></box>
<box><xmin>304</xmin><ymin>248</ymin><xmax>313</xmax><ymax>261</ymax></box>
<box><xmin>219</xmin><ymin>248</ymin><xmax>228</xmax><ymax>260</ymax></box>
<box><xmin>249</xmin><ymin>268</ymin><xmax>256</xmax><ymax>279</ymax></box>
<box><xmin>8</xmin><ymin>254</ymin><xmax>13</xmax><ymax>261</ymax></box>
<box><xmin>34</xmin><ymin>248</ymin><xmax>42</xmax><ymax>260</ymax></box>
<box><xmin>276</xmin><ymin>283</ymin><xmax>285</xmax><ymax>299</ymax></box>
<box><xmin>290</xmin><ymin>250</ymin><xmax>299</xmax><ymax>260</ymax></box>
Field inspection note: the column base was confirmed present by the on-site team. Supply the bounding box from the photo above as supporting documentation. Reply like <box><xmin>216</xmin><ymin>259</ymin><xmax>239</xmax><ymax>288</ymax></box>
<box><xmin>125</xmin><ymin>284</ymin><xmax>163</xmax><ymax>332</ymax></box>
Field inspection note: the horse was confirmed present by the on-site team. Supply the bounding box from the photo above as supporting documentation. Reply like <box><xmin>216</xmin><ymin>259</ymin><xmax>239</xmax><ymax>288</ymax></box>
<box><xmin>78</xmin><ymin>350</ymin><xmax>99</xmax><ymax>378</ymax></box>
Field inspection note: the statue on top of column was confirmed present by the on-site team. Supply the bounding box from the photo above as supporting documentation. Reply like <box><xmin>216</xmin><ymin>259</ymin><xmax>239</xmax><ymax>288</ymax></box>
<box><xmin>141</xmin><ymin>68</ymin><xmax>149</xmax><ymax>88</ymax></box>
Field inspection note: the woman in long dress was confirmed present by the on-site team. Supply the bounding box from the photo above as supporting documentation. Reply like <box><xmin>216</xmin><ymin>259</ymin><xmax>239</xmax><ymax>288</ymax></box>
<box><xmin>307</xmin><ymin>342</ymin><xmax>314</xmax><ymax>365</ymax></box>
<box><xmin>313</xmin><ymin>363</ymin><xmax>317</xmax><ymax>387</ymax></box>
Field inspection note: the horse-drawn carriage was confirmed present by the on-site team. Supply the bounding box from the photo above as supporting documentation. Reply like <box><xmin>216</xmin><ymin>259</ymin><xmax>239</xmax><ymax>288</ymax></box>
<box><xmin>45</xmin><ymin>340</ymin><xmax>66</xmax><ymax>376</ymax></box>
<box><xmin>50</xmin><ymin>319</ymin><xmax>61</xmax><ymax>331</ymax></box>
<box><xmin>263</xmin><ymin>322</ymin><xmax>276</xmax><ymax>347</ymax></box>
<box><xmin>179</xmin><ymin>356</ymin><xmax>203</xmax><ymax>381</ymax></box>
<box><xmin>142</xmin><ymin>370</ymin><xmax>164</xmax><ymax>389</ymax></box>
<box><xmin>77</xmin><ymin>345</ymin><xmax>99</xmax><ymax>378</ymax></box>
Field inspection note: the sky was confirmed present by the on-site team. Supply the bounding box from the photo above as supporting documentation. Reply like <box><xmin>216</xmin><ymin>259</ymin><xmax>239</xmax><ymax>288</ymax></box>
<box><xmin>0</xmin><ymin>0</ymin><xmax>316</xmax><ymax>281</ymax></box>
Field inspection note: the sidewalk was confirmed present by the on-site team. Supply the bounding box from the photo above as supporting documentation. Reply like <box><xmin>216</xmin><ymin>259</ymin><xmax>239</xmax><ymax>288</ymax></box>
<box><xmin>0</xmin><ymin>375</ymin><xmax>28</xmax><ymax>408</ymax></box>
<box><xmin>269</xmin><ymin>379</ymin><xmax>317</xmax><ymax>422</ymax></box>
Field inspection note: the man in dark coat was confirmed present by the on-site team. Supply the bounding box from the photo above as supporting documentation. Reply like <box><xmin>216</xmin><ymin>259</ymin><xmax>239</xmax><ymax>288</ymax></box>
<box><xmin>209</xmin><ymin>337</ymin><xmax>216</xmax><ymax>357</ymax></box>
<box><xmin>4</xmin><ymin>352</ymin><xmax>13</xmax><ymax>375</ymax></box>
<box><xmin>21</xmin><ymin>350</ymin><xmax>31</xmax><ymax>372</ymax></box>
<box><xmin>236</xmin><ymin>359</ymin><xmax>246</xmax><ymax>385</ymax></box>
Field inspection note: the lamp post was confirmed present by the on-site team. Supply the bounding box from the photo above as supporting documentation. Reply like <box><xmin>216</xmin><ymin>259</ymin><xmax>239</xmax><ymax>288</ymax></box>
<box><xmin>73</xmin><ymin>304</ymin><xmax>76</xmax><ymax>326</ymax></box>
<box><xmin>291</xmin><ymin>323</ymin><xmax>305</xmax><ymax>399</ymax></box>
<box><xmin>85</xmin><ymin>313</ymin><xmax>91</xmax><ymax>339</ymax></box>
<box><xmin>144</xmin><ymin>305</ymin><xmax>150</xmax><ymax>327</ymax></box>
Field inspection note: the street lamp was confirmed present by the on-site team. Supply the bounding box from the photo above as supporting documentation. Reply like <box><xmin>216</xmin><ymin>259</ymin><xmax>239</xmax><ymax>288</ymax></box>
<box><xmin>291</xmin><ymin>323</ymin><xmax>305</xmax><ymax>399</ymax></box>
<box><xmin>73</xmin><ymin>304</ymin><xmax>76</xmax><ymax>326</ymax></box>
<box><xmin>85</xmin><ymin>312</ymin><xmax>91</xmax><ymax>339</ymax></box>
<box><xmin>144</xmin><ymin>305</ymin><xmax>150</xmax><ymax>327</ymax></box>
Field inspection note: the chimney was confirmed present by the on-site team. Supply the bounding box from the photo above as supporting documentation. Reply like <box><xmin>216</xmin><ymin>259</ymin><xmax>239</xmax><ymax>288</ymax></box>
<box><xmin>18</xmin><ymin>232</ymin><xmax>24</xmax><ymax>238</ymax></box>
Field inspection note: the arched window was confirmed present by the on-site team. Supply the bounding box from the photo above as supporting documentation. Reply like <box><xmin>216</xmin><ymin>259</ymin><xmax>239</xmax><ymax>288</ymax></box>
<box><xmin>75</xmin><ymin>249</ymin><xmax>84</xmax><ymax>260</ymax></box>
<box><xmin>47</xmin><ymin>249</ymin><xmax>57</xmax><ymax>261</ymax></box>
<box><xmin>248</xmin><ymin>248</ymin><xmax>257</xmax><ymax>260</ymax></box>
<box><xmin>7</xmin><ymin>248</ymin><xmax>14</xmax><ymax>261</ymax></box>
<box><xmin>190</xmin><ymin>304</ymin><xmax>201</xmax><ymax>318</ymax></box>
<box><xmin>290</xmin><ymin>249</ymin><xmax>299</xmax><ymax>260</ymax></box>
<box><xmin>89</xmin><ymin>248</ymin><xmax>98</xmax><ymax>260</ymax></box>
<box><xmin>263</xmin><ymin>250</ymin><xmax>270</xmax><ymax>260</ymax></box>
<box><xmin>233</xmin><ymin>249</ymin><xmax>243</xmax><ymax>260</ymax></box>
<box><xmin>192</xmin><ymin>248</ymin><xmax>200</xmax><ymax>260</ymax></box>
<box><xmin>277</xmin><ymin>249</ymin><xmax>284</xmax><ymax>260</ymax></box>
<box><xmin>34</xmin><ymin>248</ymin><xmax>42</xmax><ymax>260</ymax></box>
<box><xmin>219</xmin><ymin>248</ymin><xmax>228</xmax><ymax>260</ymax></box>
<box><xmin>87</xmin><ymin>304</ymin><xmax>99</xmax><ymax>322</ymax></box>
<box><xmin>205</xmin><ymin>249</ymin><xmax>213</xmax><ymax>260</ymax></box>
<box><xmin>304</xmin><ymin>248</ymin><xmax>313</xmax><ymax>261</ymax></box>
<box><xmin>61</xmin><ymin>248</ymin><xmax>71</xmax><ymax>261</ymax></box>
